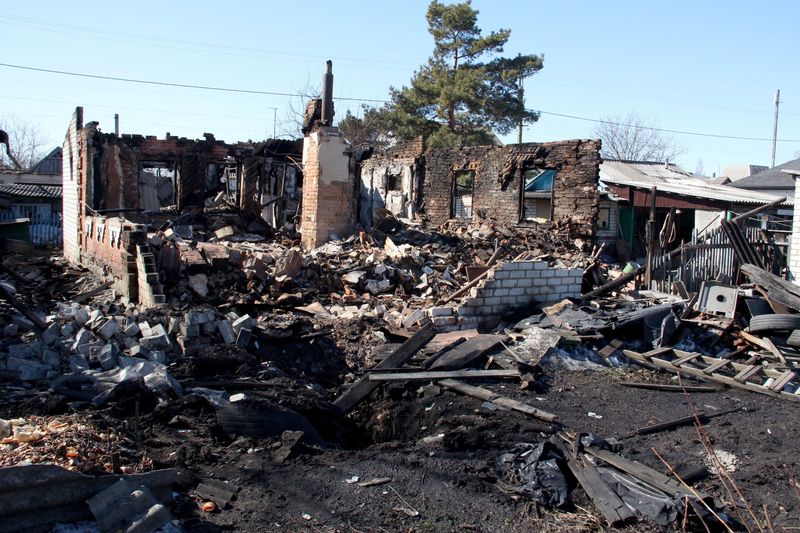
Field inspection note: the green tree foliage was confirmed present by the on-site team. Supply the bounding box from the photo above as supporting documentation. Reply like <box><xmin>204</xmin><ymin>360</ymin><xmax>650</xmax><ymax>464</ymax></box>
<box><xmin>342</xmin><ymin>1</ymin><xmax>542</xmax><ymax>149</ymax></box>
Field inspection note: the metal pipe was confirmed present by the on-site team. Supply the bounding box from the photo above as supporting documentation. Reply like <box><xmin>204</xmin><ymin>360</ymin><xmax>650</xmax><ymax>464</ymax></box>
<box><xmin>321</xmin><ymin>60</ymin><xmax>334</xmax><ymax>125</ymax></box>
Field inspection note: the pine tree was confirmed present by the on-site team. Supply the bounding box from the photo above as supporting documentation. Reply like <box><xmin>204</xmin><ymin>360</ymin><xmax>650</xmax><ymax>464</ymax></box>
<box><xmin>343</xmin><ymin>1</ymin><xmax>543</xmax><ymax>148</ymax></box>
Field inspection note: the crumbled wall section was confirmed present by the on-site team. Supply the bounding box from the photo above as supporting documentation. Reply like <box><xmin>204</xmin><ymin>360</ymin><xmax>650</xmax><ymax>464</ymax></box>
<box><xmin>62</xmin><ymin>107</ymin><xmax>83</xmax><ymax>264</ymax></box>
<box><xmin>80</xmin><ymin>216</ymin><xmax>145</xmax><ymax>300</ymax></box>
<box><xmin>420</xmin><ymin>140</ymin><xmax>601</xmax><ymax>239</ymax></box>
<box><xmin>358</xmin><ymin>137</ymin><xmax>425</xmax><ymax>227</ymax></box>
<box><xmin>428</xmin><ymin>260</ymin><xmax>583</xmax><ymax>330</ymax></box>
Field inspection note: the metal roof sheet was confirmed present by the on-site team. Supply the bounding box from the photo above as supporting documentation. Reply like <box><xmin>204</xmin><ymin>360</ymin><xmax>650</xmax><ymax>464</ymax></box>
<box><xmin>600</xmin><ymin>160</ymin><xmax>789</xmax><ymax>205</ymax></box>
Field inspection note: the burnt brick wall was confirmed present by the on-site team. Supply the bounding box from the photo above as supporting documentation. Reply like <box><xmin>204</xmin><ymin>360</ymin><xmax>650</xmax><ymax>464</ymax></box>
<box><xmin>80</xmin><ymin>215</ymin><xmax>147</xmax><ymax>301</ymax></box>
<box><xmin>420</xmin><ymin>140</ymin><xmax>601</xmax><ymax>238</ymax></box>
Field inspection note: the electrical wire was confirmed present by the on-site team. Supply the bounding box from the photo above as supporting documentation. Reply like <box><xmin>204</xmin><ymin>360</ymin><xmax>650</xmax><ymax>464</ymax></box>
<box><xmin>1</xmin><ymin>62</ymin><xmax>798</xmax><ymax>143</ymax></box>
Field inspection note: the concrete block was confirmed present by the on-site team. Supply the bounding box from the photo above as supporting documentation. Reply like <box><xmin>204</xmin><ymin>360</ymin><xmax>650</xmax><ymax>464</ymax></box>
<box><xmin>69</xmin><ymin>355</ymin><xmax>89</xmax><ymax>373</ymax></box>
<box><xmin>97</xmin><ymin>344</ymin><xmax>118</xmax><ymax>370</ymax></box>
<box><xmin>402</xmin><ymin>309</ymin><xmax>426</xmax><ymax>328</ymax></box>
<box><xmin>18</xmin><ymin>362</ymin><xmax>48</xmax><ymax>381</ymax></box>
<box><xmin>180</xmin><ymin>322</ymin><xmax>200</xmax><ymax>338</ymax></box>
<box><xmin>167</xmin><ymin>317</ymin><xmax>181</xmax><ymax>335</ymax></box>
<box><xmin>138</xmin><ymin>322</ymin><xmax>153</xmax><ymax>337</ymax></box>
<box><xmin>493</xmin><ymin>288</ymin><xmax>509</xmax><ymax>297</ymax></box>
<box><xmin>236</xmin><ymin>328</ymin><xmax>251</xmax><ymax>349</ymax></box>
<box><xmin>130</xmin><ymin>344</ymin><xmax>151</xmax><ymax>358</ymax></box>
<box><xmin>429</xmin><ymin>306</ymin><xmax>454</xmax><ymax>317</ymax></box>
<box><xmin>150</xmin><ymin>324</ymin><xmax>167</xmax><ymax>337</ymax></box>
<box><xmin>540</xmin><ymin>270</ymin><xmax>556</xmax><ymax>278</ymax></box>
<box><xmin>41</xmin><ymin>349</ymin><xmax>61</xmax><ymax>367</ymax></box>
<box><xmin>509</xmin><ymin>287</ymin><xmax>526</xmax><ymax>296</ymax></box>
<box><xmin>201</xmin><ymin>321</ymin><xmax>217</xmax><ymax>335</ymax></box>
<box><xmin>232</xmin><ymin>314</ymin><xmax>253</xmax><ymax>334</ymax></box>
<box><xmin>149</xmin><ymin>350</ymin><xmax>167</xmax><ymax>364</ymax></box>
<box><xmin>97</xmin><ymin>319</ymin><xmax>120</xmax><ymax>341</ymax></box>
<box><xmin>217</xmin><ymin>319</ymin><xmax>236</xmax><ymax>345</ymax></box>
<box><xmin>533</xmin><ymin>261</ymin><xmax>549</xmax><ymax>269</ymax></box>
<box><xmin>501</xmin><ymin>262</ymin><xmax>519</xmax><ymax>271</ymax></box>
<box><xmin>123</xmin><ymin>322</ymin><xmax>140</xmax><ymax>337</ymax></box>
<box><xmin>72</xmin><ymin>328</ymin><xmax>94</xmax><ymax>350</ymax></box>
<box><xmin>494</xmin><ymin>271</ymin><xmax>511</xmax><ymax>280</ymax></box>
<box><xmin>41</xmin><ymin>322</ymin><xmax>61</xmax><ymax>345</ymax></box>
<box><xmin>140</xmin><ymin>333</ymin><xmax>170</xmax><ymax>351</ymax></box>
<box><xmin>185</xmin><ymin>310</ymin><xmax>214</xmax><ymax>326</ymax></box>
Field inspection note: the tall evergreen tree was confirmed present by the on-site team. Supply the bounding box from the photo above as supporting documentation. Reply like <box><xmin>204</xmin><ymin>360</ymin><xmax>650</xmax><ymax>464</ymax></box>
<box><xmin>342</xmin><ymin>1</ymin><xmax>542</xmax><ymax>148</ymax></box>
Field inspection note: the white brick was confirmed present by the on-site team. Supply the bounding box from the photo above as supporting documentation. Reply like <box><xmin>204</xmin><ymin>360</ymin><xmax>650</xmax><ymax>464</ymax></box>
<box><xmin>509</xmin><ymin>287</ymin><xmax>525</xmax><ymax>296</ymax></box>
<box><xmin>493</xmin><ymin>288</ymin><xmax>510</xmax><ymax>297</ymax></box>
<box><xmin>494</xmin><ymin>271</ymin><xmax>511</xmax><ymax>280</ymax></box>
<box><xmin>501</xmin><ymin>262</ymin><xmax>519</xmax><ymax>271</ymax></box>
<box><xmin>540</xmin><ymin>270</ymin><xmax>556</xmax><ymax>278</ymax></box>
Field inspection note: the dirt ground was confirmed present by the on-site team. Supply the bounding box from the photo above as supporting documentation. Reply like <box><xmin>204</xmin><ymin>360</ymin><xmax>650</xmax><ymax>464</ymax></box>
<box><xmin>5</xmin><ymin>347</ymin><xmax>797</xmax><ymax>532</ymax></box>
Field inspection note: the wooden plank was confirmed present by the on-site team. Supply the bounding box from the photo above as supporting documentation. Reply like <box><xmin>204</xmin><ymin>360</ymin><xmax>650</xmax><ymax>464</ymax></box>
<box><xmin>439</xmin><ymin>379</ymin><xmax>558</xmax><ymax>422</ymax></box>
<box><xmin>702</xmin><ymin>358</ymin><xmax>732</xmax><ymax>374</ymax></box>
<box><xmin>429</xmin><ymin>334</ymin><xmax>508</xmax><ymax>370</ymax></box>
<box><xmin>551</xmin><ymin>439</ymin><xmax>635</xmax><ymax>526</ymax></box>
<box><xmin>740</xmin><ymin>263</ymin><xmax>800</xmax><ymax>311</ymax></box>
<box><xmin>332</xmin><ymin>325</ymin><xmax>436</xmax><ymax>414</ymax></box>
<box><xmin>368</xmin><ymin>369</ymin><xmax>519</xmax><ymax>382</ymax></box>
<box><xmin>584</xmin><ymin>446</ymin><xmax>703</xmax><ymax>500</ymax></box>
<box><xmin>733</xmin><ymin>364</ymin><xmax>763</xmax><ymax>383</ymax></box>
<box><xmin>770</xmin><ymin>370</ymin><xmax>796</xmax><ymax>392</ymax></box>
<box><xmin>618</xmin><ymin>381</ymin><xmax>721</xmax><ymax>393</ymax></box>
<box><xmin>598</xmin><ymin>338</ymin><xmax>624</xmax><ymax>359</ymax></box>
<box><xmin>581</xmin><ymin>266</ymin><xmax>644</xmax><ymax>301</ymax></box>
<box><xmin>672</xmin><ymin>352</ymin><xmax>702</xmax><ymax>367</ymax></box>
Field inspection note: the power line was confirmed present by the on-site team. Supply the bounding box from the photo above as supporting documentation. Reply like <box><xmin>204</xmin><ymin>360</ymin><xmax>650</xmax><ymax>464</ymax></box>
<box><xmin>2</xmin><ymin>62</ymin><xmax>799</xmax><ymax>143</ymax></box>
<box><xmin>535</xmin><ymin>110</ymin><xmax>800</xmax><ymax>143</ymax></box>
<box><xmin>0</xmin><ymin>62</ymin><xmax>388</xmax><ymax>103</ymax></box>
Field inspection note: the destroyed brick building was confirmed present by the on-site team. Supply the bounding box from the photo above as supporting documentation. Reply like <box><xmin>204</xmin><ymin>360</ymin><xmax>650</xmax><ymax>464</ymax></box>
<box><xmin>359</xmin><ymin>137</ymin><xmax>602</xmax><ymax>239</ymax></box>
<box><xmin>61</xmin><ymin>107</ymin><xmax>303</xmax><ymax>305</ymax></box>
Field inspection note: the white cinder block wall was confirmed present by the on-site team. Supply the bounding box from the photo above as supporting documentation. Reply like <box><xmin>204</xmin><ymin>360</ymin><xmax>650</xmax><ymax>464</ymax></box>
<box><xmin>428</xmin><ymin>260</ymin><xmax>584</xmax><ymax>330</ymax></box>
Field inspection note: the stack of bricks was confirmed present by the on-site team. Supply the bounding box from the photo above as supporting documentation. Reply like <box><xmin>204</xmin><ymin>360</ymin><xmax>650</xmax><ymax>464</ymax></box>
<box><xmin>427</xmin><ymin>260</ymin><xmax>584</xmax><ymax>331</ymax></box>
<box><xmin>135</xmin><ymin>244</ymin><xmax>165</xmax><ymax>308</ymax></box>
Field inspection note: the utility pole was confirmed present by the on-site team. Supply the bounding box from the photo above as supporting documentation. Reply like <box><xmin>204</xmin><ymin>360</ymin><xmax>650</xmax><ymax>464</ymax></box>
<box><xmin>771</xmin><ymin>89</ymin><xmax>781</xmax><ymax>168</ymax></box>
<box><xmin>517</xmin><ymin>75</ymin><xmax>524</xmax><ymax>144</ymax></box>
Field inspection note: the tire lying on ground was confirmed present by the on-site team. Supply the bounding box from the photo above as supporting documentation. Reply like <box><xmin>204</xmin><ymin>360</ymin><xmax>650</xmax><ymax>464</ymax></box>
<box><xmin>215</xmin><ymin>401</ymin><xmax>323</xmax><ymax>445</ymax></box>
<box><xmin>747</xmin><ymin>314</ymin><xmax>800</xmax><ymax>333</ymax></box>
<box><xmin>788</xmin><ymin>330</ymin><xmax>800</xmax><ymax>347</ymax></box>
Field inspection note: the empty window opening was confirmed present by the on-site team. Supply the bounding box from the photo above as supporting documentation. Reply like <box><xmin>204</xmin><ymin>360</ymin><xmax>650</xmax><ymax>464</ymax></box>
<box><xmin>452</xmin><ymin>170</ymin><xmax>474</xmax><ymax>219</ymax></box>
<box><xmin>386</xmin><ymin>173</ymin><xmax>401</xmax><ymax>191</ymax></box>
<box><xmin>598</xmin><ymin>207</ymin><xmax>611</xmax><ymax>230</ymax></box>
<box><xmin>522</xmin><ymin>168</ymin><xmax>556</xmax><ymax>221</ymax></box>
<box><xmin>138</xmin><ymin>161</ymin><xmax>175</xmax><ymax>209</ymax></box>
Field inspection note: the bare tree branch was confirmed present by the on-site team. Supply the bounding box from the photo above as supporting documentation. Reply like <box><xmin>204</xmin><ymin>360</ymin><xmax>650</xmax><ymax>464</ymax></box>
<box><xmin>593</xmin><ymin>111</ymin><xmax>682</xmax><ymax>163</ymax></box>
<box><xmin>0</xmin><ymin>115</ymin><xmax>50</xmax><ymax>171</ymax></box>
<box><xmin>279</xmin><ymin>76</ymin><xmax>321</xmax><ymax>139</ymax></box>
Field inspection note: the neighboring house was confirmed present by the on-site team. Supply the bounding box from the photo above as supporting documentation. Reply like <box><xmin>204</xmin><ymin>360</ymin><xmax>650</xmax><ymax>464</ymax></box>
<box><xmin>0</xmin><ymin>147</ymin><xmax>63</xmax><ymax>246</ymax></box>
<box><xmin>721</xmin><ymin>164</ymin><xmax>768</xmax><ymax>182</ymax></box>
<box><xmin>729</xmin><ymin>157</ymin><xmax>800</xmax><ymax>200</ymax></box>
<box><xmin>598</xmin><ymin>160</ymin><xmax>786</xmax><ymax>258</ymax></box>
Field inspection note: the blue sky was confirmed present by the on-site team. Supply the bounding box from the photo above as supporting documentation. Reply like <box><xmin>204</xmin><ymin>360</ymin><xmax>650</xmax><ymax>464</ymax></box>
<box><xmin>1</xmin><ymin>1</ymin><xmax>799</xmax><ymax>177</ymax></box>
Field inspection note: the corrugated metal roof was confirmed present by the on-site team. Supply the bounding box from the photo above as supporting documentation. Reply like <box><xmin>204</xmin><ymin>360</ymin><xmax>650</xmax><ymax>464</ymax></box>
<box><xmin>0</xmin><ymin>183</ymin><xmax>62</xmax><ymax>199</ymax></box>
<box><xmin>600</xmin><ymin>160</ymin><xmax>789</xmax><ymax>205</ymax></box>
